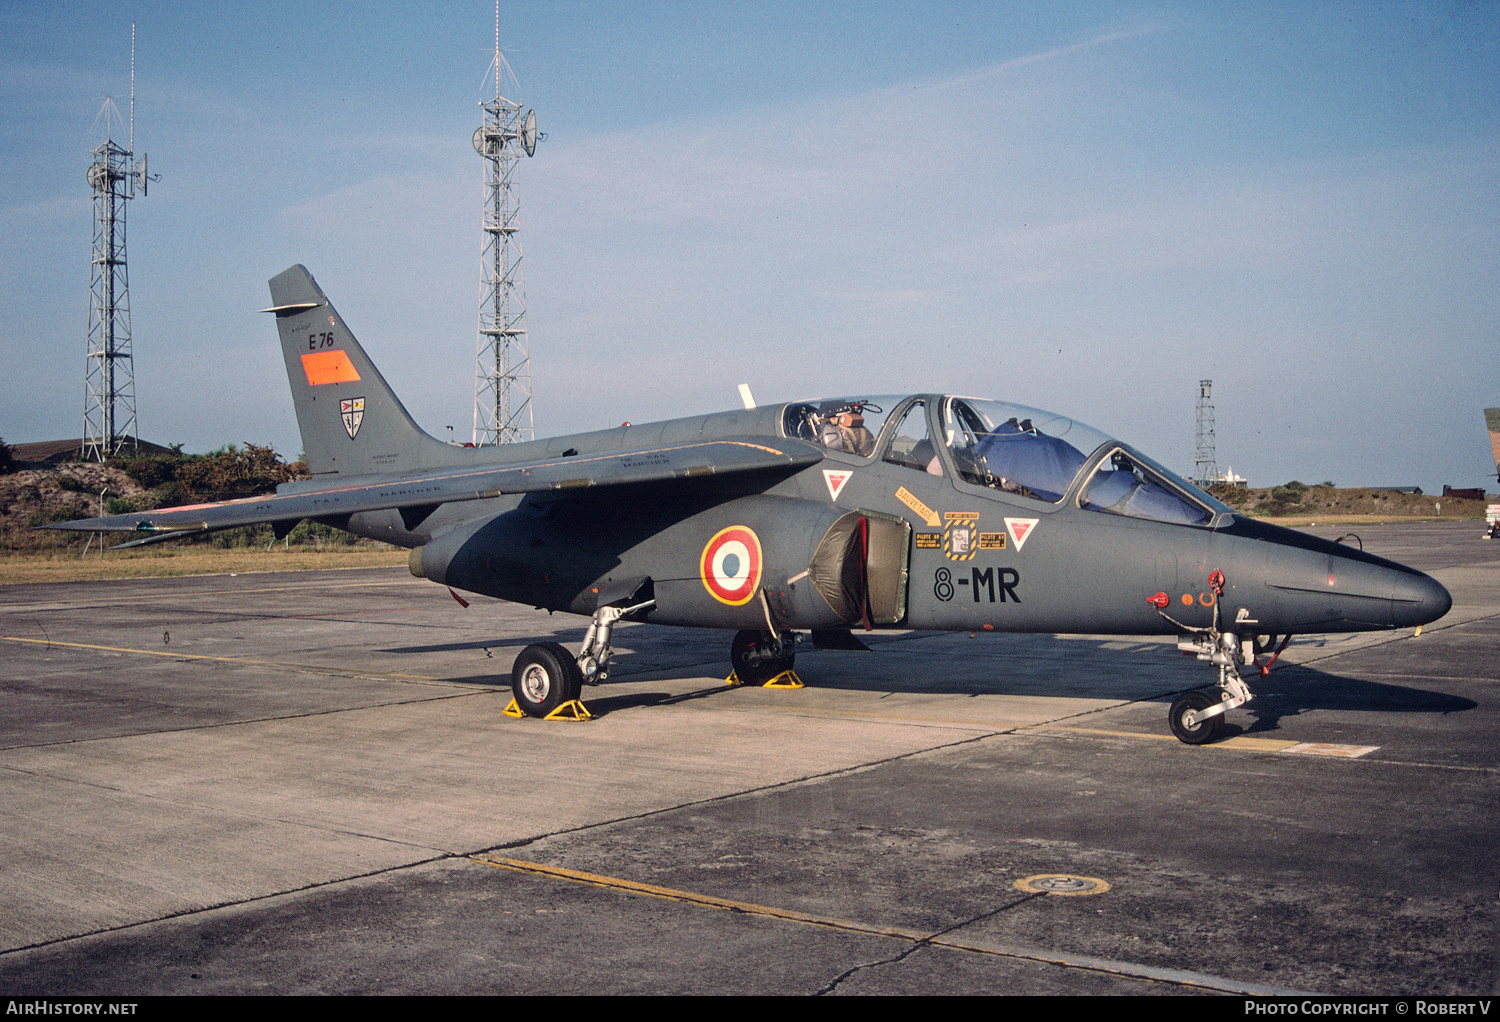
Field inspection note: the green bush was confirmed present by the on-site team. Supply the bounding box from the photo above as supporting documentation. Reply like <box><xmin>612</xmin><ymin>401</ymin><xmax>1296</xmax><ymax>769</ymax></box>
<box><xmin>149</xmin><ymin>481</ymin><xmax>192</xmax><ymax>508</ymax></box>
<box><xmin>120</xmin><ymin>454</ymin><xmax>180</xmax><ymax>489</ymax></box>
<box><xmin>1205</xmin><ymin>481</ymin><xmax>1249</xmax><ymax>505</ymax></box>
<box><xmin>104</xmin><ymin>490</ymin><xmax>179</xmax><ymax>515</ymax></box>
<box><xmin>28</xmin><ymin>508</ymin><xmax>85</xmax><ymax>527</ymax></box>
<box><xmin>288</xmin><ymin>520</ymin><xmax>357</xmax><ymax>546</ymax></box>
<box><xmin>209</xmin><ymin>525</ymin><xmax>271</xmax><ymax>548</ymax></box>
<box><xmin>175</xmin><ymin>442</ymin><xmax>304</xmax><ymax>501</ymax></box>
<box><xmin>105</xmin><ymin>442</ymin><xmax>306</xmax><ymax>504</ymax></box>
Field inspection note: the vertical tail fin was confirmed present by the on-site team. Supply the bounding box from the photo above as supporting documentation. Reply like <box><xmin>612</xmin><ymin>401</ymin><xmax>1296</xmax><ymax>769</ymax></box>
<box><xmin>265</xmin><ymin>265</ymin><xmax>451</xmax><ymax>477</ymax></box>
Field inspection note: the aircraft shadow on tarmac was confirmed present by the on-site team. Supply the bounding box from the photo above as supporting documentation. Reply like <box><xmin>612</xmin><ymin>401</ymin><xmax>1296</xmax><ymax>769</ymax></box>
<box><xmin>1236</xmin><ymin>664</ymin><xmax>1477</xmax><ymax>736</ymax></box>
<box><xmin>380</xmin><ymin>628</ymin><xmax>1476</xmax><ymax>737</ymax></box>
<box><xmin>380</xmin><ymin>633</ymin><xmax>582</xmax><ymax>657</ymax></box>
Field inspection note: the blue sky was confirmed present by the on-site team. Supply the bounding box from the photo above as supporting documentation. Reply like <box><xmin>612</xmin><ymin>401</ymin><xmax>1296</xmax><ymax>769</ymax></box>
<box><xmin>2</xmin><ymin>1</ymin><xmax>1497</xmax><ymax>490</ymax></box>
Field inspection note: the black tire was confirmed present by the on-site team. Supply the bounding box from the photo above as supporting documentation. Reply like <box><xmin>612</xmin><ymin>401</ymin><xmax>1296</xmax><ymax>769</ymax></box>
<box><xmin>1169</xmin><ymin>690</ymin><xmax>1224</xmax><ymax>745</ymax></box>
<box><xmin>730</xmin><ymin>630</ymin><xmax>794</xmax><ymax>685</ymax></box>
<box><xmin>511</xmin><ymin>642</ymin><xmax>583</xmax><ymax>717</ymax></box>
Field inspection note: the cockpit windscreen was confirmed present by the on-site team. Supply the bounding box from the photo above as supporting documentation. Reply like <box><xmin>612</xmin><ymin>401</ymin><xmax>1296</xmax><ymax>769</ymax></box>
<box><xmin>1080</xmin><ymin>448</ymin><xmax>1228</xmax><ymax>526</ymax></box>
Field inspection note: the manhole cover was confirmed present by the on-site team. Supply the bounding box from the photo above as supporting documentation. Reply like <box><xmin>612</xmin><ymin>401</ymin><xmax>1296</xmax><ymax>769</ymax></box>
<box><xmin>1014</xmin><ymin>874</ymin><xmax>1111</xmax><ymax>896</ymax></box>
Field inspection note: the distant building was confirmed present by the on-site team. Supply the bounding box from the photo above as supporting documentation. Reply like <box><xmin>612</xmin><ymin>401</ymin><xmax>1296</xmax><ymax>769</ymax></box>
<box><xmin>9</xmin><ymin>437</ymin><xmax>175</xmax><ymax>466</ymax></box>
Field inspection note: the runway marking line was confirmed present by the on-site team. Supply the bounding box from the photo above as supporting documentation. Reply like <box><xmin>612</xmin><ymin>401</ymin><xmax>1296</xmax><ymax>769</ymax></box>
<box><xmin>0</xmin><ymin>577</ymin><xmax>429</xmax><ymax>611</ymax></box>
<box><xmin>0</xmin><ymin>634</ymin><xmax>446</xmax><ymax>682</ymax></box>
<box><xmin>472</xmin><ymin>854</ymin><xmax>1313</xmax><ymax>995</ymax></box>
<box><xmin>1029</xmin><ymin>724</ymin><xmax>1300</xmax><ymax>752</ymax></box>
<box><xmin>773</xmin><ymin>706</ymin><xmax>1300</xmax><ymax>752</ymax></box>
<box><xmin>475</xmin><ymin>854</ymin><xmax>915</xmax><ymax>940</ymax></box>
<box><xmin>1282</xmin><ymin>742</ymin><xmax>1378</xmax><ymax>758</ymax></box>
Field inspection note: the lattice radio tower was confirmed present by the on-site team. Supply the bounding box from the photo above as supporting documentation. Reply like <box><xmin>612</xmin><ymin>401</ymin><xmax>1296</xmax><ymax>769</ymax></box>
<box><xmin>471</xmin><ymin>5</ymin><xmax>540</xmax><ymax>445</ymax></box>
<box><xmin>1193</xmin><ymin>379</ymin><xmax>1220</xmax><ymax>486</ymax></box>
<box><xmin>83</xmin><ymin>25</ymin><xmax>156</xmax><ymax>462</ymax></box>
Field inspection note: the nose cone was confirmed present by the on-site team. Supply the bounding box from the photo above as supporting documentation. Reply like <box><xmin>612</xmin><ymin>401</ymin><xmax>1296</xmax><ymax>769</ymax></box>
<box><xmin>1216</xmin><ymin>517</ymin><xmax>1452</xmax><ymax>634</ymax></box>
<box><xmin>1310</xmin><ymin>549</ymin><xmax>1453</xmax><ymax>631</ymax></box>
<box><xmin>1391</xmin><ymin>569</ymin><xmax>1451</xmax><ymax>628</ymax></box>
<box><xmin>1327</xmin><ymin>553</ymin><xmax>1451</xmax><ymax>629</ymax></box>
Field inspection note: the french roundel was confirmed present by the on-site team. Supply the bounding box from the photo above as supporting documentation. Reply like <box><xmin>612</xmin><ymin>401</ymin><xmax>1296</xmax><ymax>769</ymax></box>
<box><xmin>700</xmin><ymin>525</ymin><xmax>763</xmax><ymax>606</ymax></box>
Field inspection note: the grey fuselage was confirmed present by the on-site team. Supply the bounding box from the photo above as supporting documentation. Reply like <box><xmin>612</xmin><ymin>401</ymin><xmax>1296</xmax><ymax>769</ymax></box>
<box><xmin>355</xmin><ymin>395</ymin><xmax>1449</xmax><ymax>640</ymax></box>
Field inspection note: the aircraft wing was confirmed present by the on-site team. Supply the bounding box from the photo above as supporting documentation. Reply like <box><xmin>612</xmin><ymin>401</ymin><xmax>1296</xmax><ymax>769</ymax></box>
<box><xmin>43</xmin><ymin>436</ymin><xmax>823</xmax><ymax>542</ymax></box>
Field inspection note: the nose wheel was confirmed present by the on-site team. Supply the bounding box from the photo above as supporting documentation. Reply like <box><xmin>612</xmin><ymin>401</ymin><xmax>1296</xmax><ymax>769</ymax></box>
<box><xmin>1169</xmin><ymin>690</ymin><xmax>1224</xmax><ymax>745</ymax></box>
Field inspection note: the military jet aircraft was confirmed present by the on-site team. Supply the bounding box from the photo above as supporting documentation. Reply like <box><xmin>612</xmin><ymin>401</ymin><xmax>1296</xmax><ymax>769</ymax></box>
<box><xmin>50</xmin><ymin>265</ymin><xmax>1452</xmax><ymax>743</ymax></box>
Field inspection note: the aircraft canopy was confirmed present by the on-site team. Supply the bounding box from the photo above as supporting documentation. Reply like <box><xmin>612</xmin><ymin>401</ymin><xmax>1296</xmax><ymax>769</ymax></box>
<box><xmin>784</xmin><ymin>394</ymin><xmax>1229</xmax><ymax>526</ymax></box>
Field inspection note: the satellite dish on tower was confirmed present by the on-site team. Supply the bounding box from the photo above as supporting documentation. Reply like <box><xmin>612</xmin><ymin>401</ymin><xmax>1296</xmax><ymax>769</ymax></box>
<box><xmin>521</xmin><ymin>109</ymin><xmax>537</xmax><ymax>157</ymax></box>
<box><xmin>136</xmin><ymin>153</ymin><xmax>148</xmax><ymax>196</ymax></box>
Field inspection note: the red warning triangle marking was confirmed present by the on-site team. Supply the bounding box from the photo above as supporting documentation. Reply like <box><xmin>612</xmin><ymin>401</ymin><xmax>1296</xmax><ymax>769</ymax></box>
<box><xmin>1005</xmin><ymin>517</ymin><xmax>1038</xmax><ymax>551</ymax></box>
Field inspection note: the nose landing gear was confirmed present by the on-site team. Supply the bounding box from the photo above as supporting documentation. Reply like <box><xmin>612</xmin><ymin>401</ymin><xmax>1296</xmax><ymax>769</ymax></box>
<box><xmin>1159</xmin><ymin>570</ymin><xmax>1281</xmax><ymax>745</ymax></box>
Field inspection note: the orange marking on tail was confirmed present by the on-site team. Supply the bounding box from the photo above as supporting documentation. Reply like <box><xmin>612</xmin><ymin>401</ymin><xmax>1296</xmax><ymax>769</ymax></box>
<box><xmin>301</xmin><ymin>350</ymin><xmax>361</xmax><ymax>385</ymax></box>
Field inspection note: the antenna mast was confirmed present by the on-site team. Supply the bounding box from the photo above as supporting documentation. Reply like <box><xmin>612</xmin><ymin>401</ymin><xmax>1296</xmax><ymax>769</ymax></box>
<box><xmin>472</xmin><ymin>2</ymin><xmax>540</xmax><ymax>444</ymax></box>
<box><xmin>1193</xmin><ymin>379</ymin><xmax>1219</xmax><ymax>486</ymax></box>
<box><xmin>82</xmin><ymin>23</ymin><xmax>157</xmax><ymax>462</ymax></box>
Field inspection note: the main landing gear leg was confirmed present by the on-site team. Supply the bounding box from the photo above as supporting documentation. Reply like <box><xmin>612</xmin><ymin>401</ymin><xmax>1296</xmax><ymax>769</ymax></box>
<box><xmin>728</xmin><ymin>629</ymin><xmax>804</xmax><ymax>688</ymax></box>
<box><xmin>508</xmin><ymin>599</ymin><xmax>655</xmax><ymax>721</ymax></box>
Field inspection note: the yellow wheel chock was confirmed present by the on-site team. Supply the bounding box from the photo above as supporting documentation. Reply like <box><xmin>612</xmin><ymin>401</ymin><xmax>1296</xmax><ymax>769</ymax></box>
<box><xmin>545</xmin><ymin>699</ymin><xmax>592</xmax><ymax>721</ymax></box>
<box><xmin>503</xmin><ymin>697</ymin><xmax>592</xmax><ymax>721</ymax></box>
<box><xmin>725</xmin><ymin>670</ymin><xmax>803</xmax><ymax>689</ymax></box>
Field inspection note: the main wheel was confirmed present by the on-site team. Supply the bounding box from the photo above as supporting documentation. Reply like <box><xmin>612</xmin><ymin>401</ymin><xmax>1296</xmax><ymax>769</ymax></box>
<box><xmin>730</xmin><ymin>630</ymin><xmax>794</xmax><ymax>685</ymax></box>
<box><xmin>511</xmin><ymin>642</ymin><xmax>583</xmax><ymax>717</ymax></box>
<box><xmin>1169</xmin><ymin>690</ymin><xmax>1224</xmax><ymax>745</ymax></box>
